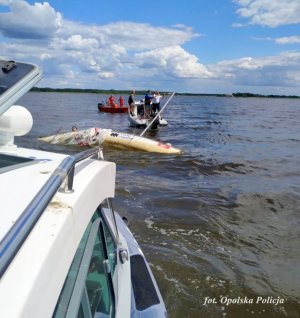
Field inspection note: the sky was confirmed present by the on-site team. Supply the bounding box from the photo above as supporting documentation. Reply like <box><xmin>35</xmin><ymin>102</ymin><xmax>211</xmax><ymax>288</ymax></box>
<box><xmin>1</xmin><ymin>0</ymin><xmax>300</xmax><ymax>95</ymax></box>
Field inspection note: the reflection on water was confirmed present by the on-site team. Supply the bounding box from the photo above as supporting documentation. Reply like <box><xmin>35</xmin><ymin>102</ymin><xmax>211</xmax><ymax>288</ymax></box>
<box><xmin>17</xmin><ymin>92</ymin><xmax>300</xmax><ymax>318</ymax></box>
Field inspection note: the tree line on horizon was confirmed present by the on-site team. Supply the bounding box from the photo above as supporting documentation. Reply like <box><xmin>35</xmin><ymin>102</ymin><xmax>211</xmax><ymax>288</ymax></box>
<box><xmin>30</xmin><ymin>87</ymin><xmax>300</xmax><ymax>98</ymax></box>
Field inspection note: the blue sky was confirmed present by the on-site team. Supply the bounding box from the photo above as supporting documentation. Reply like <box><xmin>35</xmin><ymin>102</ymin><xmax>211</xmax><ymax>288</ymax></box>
<box><xmin>1</xmin><ymin>0</ymin><xmax>300</xmax><ymax>94</ymax></box>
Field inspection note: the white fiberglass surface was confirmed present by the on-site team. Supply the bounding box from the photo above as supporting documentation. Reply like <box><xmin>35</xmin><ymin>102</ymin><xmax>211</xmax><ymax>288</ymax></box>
<box><xmin>0</xmin><ymin>147</ymin><xmax>66</xmax><ymax>241</ymax></box>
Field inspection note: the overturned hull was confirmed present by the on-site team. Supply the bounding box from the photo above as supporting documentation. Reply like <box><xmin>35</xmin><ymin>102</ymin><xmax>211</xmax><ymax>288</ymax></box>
<box><xmin>38</xmin><ymin>127</ymin><xmax>182</xmax><ymax>154</ymax></box>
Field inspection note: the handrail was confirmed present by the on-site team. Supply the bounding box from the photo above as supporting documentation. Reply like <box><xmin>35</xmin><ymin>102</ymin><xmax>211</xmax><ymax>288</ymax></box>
<box><xmin>0</xmin><ymin>146</ymin><xmax>102</xmax><ymax>278</ymax></box>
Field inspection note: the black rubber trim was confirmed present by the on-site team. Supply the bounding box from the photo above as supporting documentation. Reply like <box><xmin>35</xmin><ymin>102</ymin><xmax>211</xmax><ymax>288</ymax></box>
<box><xmin>131</xmin><ymin>254</ymin><xmax>160</xmax><ymax>310</ymax></box>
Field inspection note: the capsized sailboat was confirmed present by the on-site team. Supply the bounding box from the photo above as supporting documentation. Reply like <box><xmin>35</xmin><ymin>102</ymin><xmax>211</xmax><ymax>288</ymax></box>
<box><xmin>38</xmin><ymin>127</ymin><xmax>182</xmax><ymax>154</ymax></box>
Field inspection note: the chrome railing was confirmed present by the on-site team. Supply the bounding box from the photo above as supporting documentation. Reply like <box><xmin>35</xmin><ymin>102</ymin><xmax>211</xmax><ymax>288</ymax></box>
<box><xmin>0</xmin><ymin>147</ymin><xmax>103</xmax><ymax>278</ymax></box>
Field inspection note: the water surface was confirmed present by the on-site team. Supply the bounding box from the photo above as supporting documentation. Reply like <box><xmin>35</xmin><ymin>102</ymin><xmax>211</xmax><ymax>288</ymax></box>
<box><xmin>18</xmin><ymin>92</ymin><xmax>300</xmax><ymax>318</ymax></box>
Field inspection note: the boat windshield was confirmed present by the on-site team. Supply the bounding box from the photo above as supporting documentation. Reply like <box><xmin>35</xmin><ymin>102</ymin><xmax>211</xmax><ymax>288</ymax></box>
<box><xmin>0</xmin><ymin>153</ymin><xmax>36</xmax><ymax>174</ymax></box>
<box><xmin>0</xmin><ymin>59</ymin><xmax>42</xmax><ymax>116</ymax></box>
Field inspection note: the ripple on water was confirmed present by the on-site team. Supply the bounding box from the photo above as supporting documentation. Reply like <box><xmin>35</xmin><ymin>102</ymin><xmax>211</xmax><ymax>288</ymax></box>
<box><xmin>18</xmin><ymin>93</ymin><xmax>300</xmax><ymax>318</ymax></box>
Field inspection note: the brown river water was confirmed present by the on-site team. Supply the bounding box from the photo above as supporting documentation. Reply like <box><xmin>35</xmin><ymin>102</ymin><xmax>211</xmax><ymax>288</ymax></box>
<box><xmin>17</xmin><ymin>92</ymin><xmax>300</xmax><ymax>318</ymax></box>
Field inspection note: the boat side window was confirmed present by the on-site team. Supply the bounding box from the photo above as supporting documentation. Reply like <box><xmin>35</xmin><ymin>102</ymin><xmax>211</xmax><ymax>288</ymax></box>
<box><xmin>52</xmin><ymin>208</ymin><xmax>117</xmax><ymax>318</ymax></box>
<box><xmin>97</xmin><ymin>205</ymin><xmax>118</xmax><ymax>275</ymax></box>
<box><xmin>99</xmin><ymin>200</ymin><xmax>119</xmax><ymax>243</ymax></box>
<box><xmin>86</xmin><ymin>220</ymin><xmax>115</xmax><ymax>317</ymax></box>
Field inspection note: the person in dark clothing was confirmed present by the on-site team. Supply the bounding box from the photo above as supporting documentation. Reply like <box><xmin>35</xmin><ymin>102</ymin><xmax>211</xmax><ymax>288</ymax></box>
<box><xmin>128</xmin><ymin>91</ymin><xmax>135</xmax><ymax>115</ymax></box>
<box><xmin>144</xmin><ymin>90</ymin><xmax>153</xmax><ymax>118</ymax></box>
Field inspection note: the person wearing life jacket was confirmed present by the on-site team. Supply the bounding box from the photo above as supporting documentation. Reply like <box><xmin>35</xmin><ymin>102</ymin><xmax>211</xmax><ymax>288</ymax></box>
<box><xmin>119</xmin><ymin>96</ymin><xmax>124</xmax><ymax>107</ymax></box>
<box><xmin>108</xmin><ymin>95</ymin><xmax>115</xmax><ymax>107</ymax></box>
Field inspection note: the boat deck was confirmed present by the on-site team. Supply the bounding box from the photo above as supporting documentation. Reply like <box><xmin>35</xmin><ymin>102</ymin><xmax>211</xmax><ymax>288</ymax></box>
<box><xmin>0</xmin><ymin>146</ymin><xmax>118</xmax><ymax>318</ymax></box>
<box><xmin>0</xmin><ymin>148</ymin><xmax>68</xmax><ymax>242</ymax></box>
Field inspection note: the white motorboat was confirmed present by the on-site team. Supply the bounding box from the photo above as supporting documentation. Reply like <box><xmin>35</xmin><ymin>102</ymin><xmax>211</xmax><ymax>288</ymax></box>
<box><xmin>0</xmin><ymin>60</ymin><xmax>168</xmax><ymax>317</ymax></box>
<box><xmin>128</xmin><ymin>100</ymin><xmax>168</xmax><ymax>128</ymax></box>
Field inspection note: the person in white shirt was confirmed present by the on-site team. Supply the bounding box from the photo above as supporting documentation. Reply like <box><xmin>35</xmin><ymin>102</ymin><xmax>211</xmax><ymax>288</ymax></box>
<box><xmin>151</xmin><ymin>91</ymin><xmax>162</xmax><ymax>114</ymax></box>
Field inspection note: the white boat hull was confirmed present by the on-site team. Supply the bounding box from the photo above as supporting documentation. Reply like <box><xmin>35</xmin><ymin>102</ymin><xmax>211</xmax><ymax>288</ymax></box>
<box><xmin>128</xmin><ymin>113</ymin><xmax>168</xmax><ymax>128</ymax></box>
<box><xmin>128</xmin><ymin>101</ymin><xmax>168</xmax><ymax>128</ymax></box>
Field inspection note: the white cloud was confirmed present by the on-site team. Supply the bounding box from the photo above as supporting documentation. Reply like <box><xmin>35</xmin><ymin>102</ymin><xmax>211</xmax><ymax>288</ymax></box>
<box><xmin>104</xmin><ymin>22</ymin><xmax>199</xmax><ymax>50</ymax></box>
<box><xmin>0</xmin><ymin>0</ymin><xmax>62</xmax><ymax>38</ymax></box>
<box><xmin>0</xmin><ymin>0</ymin><xmax>12</xmax><ymax>4</ymax></box>
<box><xmin>54</xmin><ymin>20</ymin><xmax>199</xmax><ymax>52</ymax></box>
<box><xmin>135</xmin><ymin>45</ymin><xmax>213</xmax><ymax>78</ymax></box>
<box><xmin>214</xmin><ymin>51</ymin><xmax>300</xmax><ymax>72</ymax></box>
<box><xmin>275</xmin><ymin>36</ymin><xmax>300</xmax><ymax>44</ymax></box>
<box><xmin>234</xmin><ymin>0</ymin><xmax>300</xmax><ymax>27</ymax></box>
<box><xmin>211</xmin><ymin>51</ymin><xmax>300</xmax><ymax>88</ymax></box>
<box><xmin>97</xmin><ymin>72</ymin><xmax>115</xmax><ymax>80</ymax></box>
<box><xmin>49</xmin><ymin>35</ymin><xmax>99</xmax><ymax>51</ymax></box>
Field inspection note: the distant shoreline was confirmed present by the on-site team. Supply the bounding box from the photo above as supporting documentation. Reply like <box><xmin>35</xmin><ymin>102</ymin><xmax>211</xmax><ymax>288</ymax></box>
<box><xmin>30</xmin><ymin>87</ymin><xmax>300</xmax><ymax>99</ymax></box>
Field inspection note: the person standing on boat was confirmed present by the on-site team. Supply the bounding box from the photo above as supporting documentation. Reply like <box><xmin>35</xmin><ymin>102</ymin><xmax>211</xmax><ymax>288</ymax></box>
<box><xmin>108</xmin><ymin>95</ymin><xmax>115</xmax><ymax>107</ymax></box>
<box><xmin>128</xmin><ymin>91</ymin><xmax>135</xmax><ymax>116</ymax></box>
<box><xmin>151</xmin><ymin>91</ymin><xmax>162</xmax><ymax>114</ymax></box>
<box><xmin>119</xmin><ymin>96</ymin><xmax>124</xmax><ymax>107</ymax></box>
<box><xmin>144</xmin><ymin>90</ymin><xmax>153</xmax><ymax>118</ymax></box>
